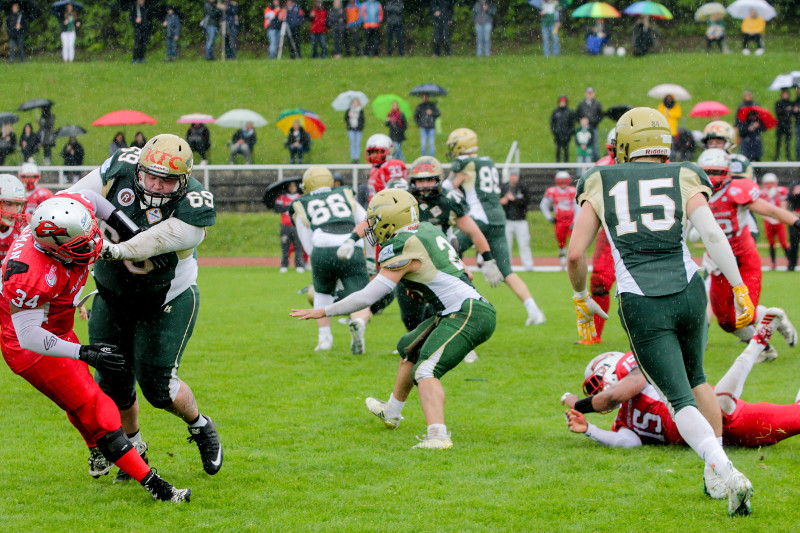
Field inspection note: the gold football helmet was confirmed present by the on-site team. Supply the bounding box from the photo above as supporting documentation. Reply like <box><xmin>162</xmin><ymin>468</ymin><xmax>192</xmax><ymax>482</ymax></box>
<box><xmin>614</xmin><ymin>108</ymin><xmax>672</xmax><ymax>163</ymax></box>
<box><xmin>409</xmin><ymin>156</ymin><xmax>443</xmax><ymax>199</ymax></box>
<box><xmin>366</xmin><ymin>189</ymin><xmax>419</xmax><ymax>245</ymax></box>
<box><xmin>136</xmin><ymin>134</ymin><xmax>193</xmax><ymax>207</ymax></box>
<box><xmin>302</xmin><ymin>166</ymin><xmax>334</xmax><ymax>193</ymax></box>
<box><xmin>446</xmin><ymin>128</ymin><xmax>478</xmax><ymax>161</ymax></box>
<box><xmin>702</xmin><ymin>120</ymin><xmax>739</xmax><ymax>153</ymax></box>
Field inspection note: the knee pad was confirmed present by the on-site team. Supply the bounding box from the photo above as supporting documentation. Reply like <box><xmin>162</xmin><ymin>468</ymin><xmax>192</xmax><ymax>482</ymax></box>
<box><xmin>313</xmin><ymin>292</ymin><xmax>335</xmax><ymax>309</ymax></box>
<box><xmin>96</xmin><ymin>428</ymin><xmax>133</xmax><ymax>463</ymax></box>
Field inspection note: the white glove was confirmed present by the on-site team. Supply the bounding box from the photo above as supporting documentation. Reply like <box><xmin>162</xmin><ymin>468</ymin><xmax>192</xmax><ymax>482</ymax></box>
<box><xmin>336</xmin><ymin>238</ymin><xmax>356</xmax><ymax>261</ymax></box>
<box><xmin>100</xmin><ymin>241</ymin><xmax>122</xmax><ymax>261</ymax></box>
<box><xmin>482</xmin><ymin>259</ymin><xmax>504</xmax><ymax>288</ymax></box>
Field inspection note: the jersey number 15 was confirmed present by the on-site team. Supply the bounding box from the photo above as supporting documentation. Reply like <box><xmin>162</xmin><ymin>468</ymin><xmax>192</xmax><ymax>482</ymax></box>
<box><xmin>609</xmin><ymin>178</ymin><xmax>676</xmax><ymax>236</ymax></box>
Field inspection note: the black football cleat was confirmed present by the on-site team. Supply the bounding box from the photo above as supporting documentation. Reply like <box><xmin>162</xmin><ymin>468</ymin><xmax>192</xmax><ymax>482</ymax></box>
<box><xmin>187</xmin><ymin>416</ymin><xmax>223</xmax><ymax>475</ymax></box>
<box><xmin>88</xmin><ymin>447</ymin><xmax>113</xmax><ymax>478</ymax></box>
<box><xmin>141</xmin><ymin>469</ymin><xmax>191</xmax><ymax>503</ymax></box>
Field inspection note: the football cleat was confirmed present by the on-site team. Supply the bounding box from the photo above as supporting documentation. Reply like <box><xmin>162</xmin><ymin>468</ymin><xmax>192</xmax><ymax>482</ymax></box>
<box><xmin>187</xmin><ymin>417</ymin><xmax>223</xmax><ymax>475</ymax></box>
<box><xmin>755</xmin><ymin>343</ymin><xmax>778</xmax><ymax>364</ymax></box>
<box><xmin>141</xmin><ymin>469</ymin><xmax>191</xmax><ymax>503</ymax></box>
<box><xmin>703</xmin><ymin>465</ymin><xmax>726</xmax><ymax>500</ymax></box>
<box><xmin>463</xmin><ymin>351</ymin><xmax>479</xmax><ymax>363</ymax></box>
<box><xmin>751</xmin><ymin>308</ymin><xmax>783</xmax><ymax>348</ymax></box>
<box><xmin>725</xmin><ymin>469</ymin><xmax>753</xmax><ymax>516</ymax></box>
<box><xmin>349</xmin><ymin>318</ymin><xmax>366</xmax><ymax>354</ymax></box>
<box><xmin>573</xmin><ymin>338</ymin><xmax>602</xmax><ymax>345</ymax></box>
<box><xmin>526</xmin><ymin>310</ymin><xmax>546</xmax><ymax>326</ymax></box>
<box><xmin>412</xmin><ymin>434</ymin><xmax>453</xmax><ymax>450</ymax></box>
<box><xmin>114</xmin><ymin>441</ymin><xmax>149</xmax><ymax>483</ymax></box>
<box><xmin>777</xmin><ymin>310</ymin><xmax>797</xmax><ymax>347</ymax></box>
<box><xmin>315</xmin><ymin>335</ymin><xmax>333</xmax><ymax>351</ymax></box>
<box><xmin>365</xmin><ymin>397</ymin><xmax>403</xmax><ymax>429</ymax></box>
<box><xmin>88</xmin><ymin>446</ymin><xmax>113</xmax><ymax>478</ymax></box>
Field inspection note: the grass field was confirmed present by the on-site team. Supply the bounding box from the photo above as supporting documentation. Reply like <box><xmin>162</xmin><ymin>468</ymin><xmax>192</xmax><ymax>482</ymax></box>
<box><xmin>1</xmin><ymin>266</ymin><xmax>799</xmax><ymax>531</ymax></box>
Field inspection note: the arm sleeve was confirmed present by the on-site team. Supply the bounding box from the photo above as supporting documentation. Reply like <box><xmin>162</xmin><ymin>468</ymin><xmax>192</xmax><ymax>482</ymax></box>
<box><xmin>11</xmin><ymin>308</ymin><xmax>81</xmax><ymax>359</ymax></box>
<box><xmin>65</xmin><ymin>168</ymin><xmax>104</xmax><ymax>195</ymax></box>
<box><xmin>294</xmin><ymin>216</ymin><xmax>314</xmax><ymax>256</ymax></box>
<box><xmin>324</xmin><ymin>274</ymin><xmax>396</xmax><ymax>316</ymax></box>
<box><xmin>114</xmin><ymin>218</ymin><xmax>205</xmax><ymax>261</ymax></box>
<box><xmin>689</xmin><ymin>204</ymin><xmax>744</xmax><ymax>287</ymax></box>
<box><xmin>353</xmin><ymin>202</ymin><xmax>367</xmax><ymax>224</ymax></box>
<box><xmin>539</xmin><ymin>196</ymin><xmax>554</xmax><ymax>221</ymax></box>
<box><xmin>71</xmin><ymin>189</ymin><xmax>116</xmax><ymax>220</ymax></box>
<box><xmin>584</xmin><ymin>423</ymin><xmax>642</xmax><ymax>448</ymax></box>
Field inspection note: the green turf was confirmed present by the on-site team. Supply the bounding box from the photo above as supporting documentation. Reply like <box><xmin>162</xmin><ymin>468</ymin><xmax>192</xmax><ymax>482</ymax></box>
<box><xmin>0</xmin><ymin>267</ymin><xmax>798</xmax><ymax>531</ymax></box>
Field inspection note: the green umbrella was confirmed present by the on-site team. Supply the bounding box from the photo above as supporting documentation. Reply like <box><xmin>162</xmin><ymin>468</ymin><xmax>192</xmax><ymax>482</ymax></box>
<box><xmin>371</xmin><ymin>94</ymin><xmax>411</xmax><ymax>121</ymax></box>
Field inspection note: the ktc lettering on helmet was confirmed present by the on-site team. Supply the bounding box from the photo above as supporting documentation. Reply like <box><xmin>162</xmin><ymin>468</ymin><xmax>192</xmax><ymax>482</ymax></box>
<box><xmin>135</xmin><ymin>134</ymin><xmax>193</xmax><ymax>208</ymax></box>
<box><xmin>408</xmin><ymin>156</ymin><xmax>443</xmax><ymax>200</ymax></box>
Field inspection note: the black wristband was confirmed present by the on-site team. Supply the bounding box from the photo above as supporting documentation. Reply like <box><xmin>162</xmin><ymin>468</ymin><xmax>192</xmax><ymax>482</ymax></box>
<box><xmin>349</xmin><ymin>232</ymin><xmax>360</xmax><ymax>242</ymax></box>
<box><xmin>793</xmin><ymin>219</ymin><xmax>800</xmax><ymax>231</ymax></box>
<box><xmin>480</xmin><ymin>251</ymin><xmax>494</xmax><ymax>262</ymax></box>
<box><xmin>574</xmin><ymin>396</ymin><xmax>597</xmax><ymax>414</ymax></box>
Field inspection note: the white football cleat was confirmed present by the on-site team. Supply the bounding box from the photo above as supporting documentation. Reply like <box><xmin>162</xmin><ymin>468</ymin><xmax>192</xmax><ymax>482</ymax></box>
<box><xmin>349</xmin><ymin>318</ymin><xmax>366</xmax><ymax>354</ymax></box>
<box><xmin>337</xmin><ymin>317</ymin><xmax>351</xmax><ymax>325</ymax></box>
<box><xmin>279</xmin><ymin>267</ymin><xmax>288</xmax><ymax>273</ymax></box>
<box><xmin>755</xmin><ymin>343</ymin><xmax>778</xmax><ymax>363</ymax></box>
<box><xmin>703</xmin><ymin>465</ymin><xmax>726</xmax><ymax>500</ymax></box>
<box><xmin>365</xmin><ymin>397</ymin><xmax>403</xmax><ymax>429</ymax></box>
<box><xmin>296</xmin><ymin>266</ymin><xmax>305</xmax><ymax>274</ymax></box>
<box><xmin>752</xmin><ymin>307</ymin><xmax>783</xmax><ymax>347</ymax></box>
<box><xmin>526</xmin><ymin>310</ymin><xmax>546</xmax><ymax>326</ymax></box>
<box><xmin>412</xmin><ymin>434</ymin><xmax>453</xmax><ymax>450</ymax></box>
<box><xmin>463</xmin><ymin>351</ymin><xmax>479</xmax><ymax>363</ymax></box>
<box><xmin>777</xmin><ymin>309</ymin><xmax>797</xmax><ymax>347</ymax></box>
<box><xmin>725</xmin><ymin>469</ymin><xmax>753</xmax><ymax>516</ymax></box>
<box><xmin>315</xmin><ymin>335</ymin><xmax>333</xmax><ymax>351</ymax></box>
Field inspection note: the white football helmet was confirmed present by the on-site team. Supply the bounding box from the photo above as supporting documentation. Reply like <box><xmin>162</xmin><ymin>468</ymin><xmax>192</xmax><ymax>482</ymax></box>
<box><xmin>697</xmin><ymin>148</ymin><xmax>731</xmax><ymax>192</ymax></box>
<box><xmin>31</xmin><ymin>195</ymin><xmax>102</xmax><ymax>265</ymax></box>
<box><xmin>0</xmin><ymin>174</ymin><xmax>25</xmax><ymax>227</ymax></box>
<box><xmin>365</xmin><ymin>133</ymin><xmax>393</xmax><ymax>165</ymax></box>
<box><xmin>761</xmin><ymin>173</ymin><xmax>778</xmax><ymax>186</ymax></box>
<box><xmin>555</xmin><ymin>171</ymin><xmax>571</xmax><ymax>187</ymax></box>
<box><xmin>18</xmin><ymin>162</ymin><xmax>40</xmax><ymax>192</ymax></box>
<box><xmin>582</xmin><ymin>351</ymin><xmax>626</xmax><ymax>396</ymax></box>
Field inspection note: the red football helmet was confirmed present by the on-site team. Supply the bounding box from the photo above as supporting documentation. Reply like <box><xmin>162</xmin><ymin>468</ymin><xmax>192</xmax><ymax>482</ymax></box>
<box><xmin>365</xmin><ymin>134</ymin><xmax>393</xmax><ymax>165</ymax></box>
<box><xmin>555</xmin><ymin>170</ymin><xmax>571</xmax><ymax>188</ymax></box>
<box><xmin>697</xmin><ymin>148</ymin><xmax>731</xmax><ymax>192</ymax></box>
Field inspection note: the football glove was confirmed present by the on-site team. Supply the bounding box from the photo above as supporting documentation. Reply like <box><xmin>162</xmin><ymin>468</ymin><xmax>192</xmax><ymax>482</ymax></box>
<box><xmin>482</xmin><ymin>259</ymin><xmax>504</xmax><ymax>288</ymax></box>
<box><xmin>337</xmin><ymin>238</ymin><xmax>356</xmax><ymax>261</ymax></box>
<box><xmin>573</xmin><ymin>291</ymin><xmax>609</xmax><ymax>342</ymax></box>
<box><xmin>79</xmin><ymin>343</ymin><xmax>127</xmax><ymax>373</ymax></box>
<box><xmin>733</xmin><ymin>284</ymin><xmax>755</xmax><ymax>330</ymax></box>
<box><xmin>99</xmin><ymin>241</ymin><xmax>122</xmax><ymax>261</ymax></box>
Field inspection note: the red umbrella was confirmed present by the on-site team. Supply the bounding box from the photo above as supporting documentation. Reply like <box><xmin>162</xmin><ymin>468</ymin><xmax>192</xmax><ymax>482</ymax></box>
<box><xmin>689</xmin><ymin>101</ymin><xmax>730</xmax><ymax>119</ymax></box>
<box><xmin>736</xmin><ymin>105</ymin><xmax>777</xmax><ymax>130</ymax></box>
<box><xmin>92</xmin><ymin>110</ymin><xmax>158</xmax><ymax>127</ymax></box>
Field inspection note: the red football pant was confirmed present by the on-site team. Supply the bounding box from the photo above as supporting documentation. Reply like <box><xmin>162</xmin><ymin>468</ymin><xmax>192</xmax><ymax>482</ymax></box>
<box><xmin>555</xmin><ymin>220</ymin><xmax>572</xmax><ymax>249</ymax></box>
<box><xmin>709</xmin><ymin>247</ymin><xmax>762</xmax><ymax>332</ymax></box>
<box><xmin>590</xmin><ymin>229</ymin><xmax>616</xmax><ymax>338</ymax></box>
<box><xmin>722</xmin><ymin>398</ymin><xmax>800</xmax><ymax>447</ymax></box>
<box><xmin>764</xmin><ymin>222</ymin><xmax>789</xmax><ymax>250</ymax></box>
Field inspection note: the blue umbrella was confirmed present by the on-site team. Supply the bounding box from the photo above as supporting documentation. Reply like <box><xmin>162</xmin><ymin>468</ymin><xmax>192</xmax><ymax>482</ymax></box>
<box><xmin>528</xmin><ymin>0</ymin><xmax>543</xmax><ymax>8</ymax></box>
<box><xmin>410</xmin><ymin>84</ymin><xmax>448</xmax><ymax>97</ymax></box>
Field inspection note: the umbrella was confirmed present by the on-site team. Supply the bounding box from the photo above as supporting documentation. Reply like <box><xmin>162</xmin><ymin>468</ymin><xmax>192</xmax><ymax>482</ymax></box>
<box><xmin>92</xmin><ymin>110</ymin><xmax>157</xmax><ymax>127</ymax></box>
<box><xmin>689</xmin><ymin>101</ymin><xmax>730</xmax><ymax>119</ymax></box>
<box><xmin>726</xmin><ymin>0</ymin><xmax>776</xmax><ymax>20</ymax></box>
<box><xmin>694</xmin><ymin>2</ymin><xmax>725</xmax><ymax>21</ymax></box>
<box><xmin>0</xmin><ymin>112</ymin><xmax>19</xmax><ymax>125</ymax></box>
<box><xmin>768</xmin><ymin>74</ymin><xmax>794</xmax><ymax>91</ymax></box>
<box><xmin>605</xmin><ymin>105</ymin><xmax>632</xmax><ymax>121</ymax></box>
<box><xmin>276</xmin><ymin>109</ymin><xmax>327</xmax><ymax>139</ymax></box>
<box><xmin>623</xmin><ymin>1</ymin><xmax>673</xmax><ymax>19</ymax></box>
<box><xmin>262</xmin><ymin>177</ymin><xmax>302</xmax><ymax>208</ymax></box>
<box><xmin>331</xmin><ymin>91</ymin><xmax>369</xmax><ymax>112</ymax></box>
<box><xmin>51</xmin><ymin>0</ymin><xmax>83</xmax><ymax>18</ymax></box>
<box><xmin>736</xmin><ymin>105</ymin><xmax>777</xmax><ymax>130</ymax></box>
<box><xmin>371</xmin><ymin>94</ymin><xmax>412</xmax><ymax>121</ymax></box>
<box><xmin>177</xmin><ymin>113</ymin><xmax>215</xmax><ymax>124</ymax></box>
<box><xmin>527</xmin><ymin>0</ymin><xmax>542</xmax><ymax>7</ymax></box>
<box><xmin>215</xmin><ymin>109</ymin><xmax>268</xmax><ymax>129</ymax></box>
<box><xmin>18</xmin><ymin>98</ymin><xmax>54</xmax><ymax>112</ymax></box>
<box><xmin>55</xmin><ymin>124</ymin><xmax>86</xmax><ymax>137</ymax></box>
<box><xmin>571</xmin><ymin>2</ymin><xmax>621</xmax><ymax>18</ymax></box>
<box><xmin>410</xmin><ymin>84</ymin><xmax>448</xmax><ymax>97</ymax></box>
<box><xmin>647</xmin><ymin>84</ymin><xmax>691</xmax><ymax>101</ymax></box>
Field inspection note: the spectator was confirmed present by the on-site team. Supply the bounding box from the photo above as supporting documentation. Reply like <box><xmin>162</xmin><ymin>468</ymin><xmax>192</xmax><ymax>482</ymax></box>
<box><xmin>500</xmin><ymin>169</ymin><xmax>534</xmax><ymax>271</ymax></box>
<box><xmin>385</xmin><ymin>0</ymin><xmax>403</xmax><ymax>56</ymax></box>
<box><xmin>230</xmin><ymin>121</ymin><xmax>257</xmax><ymax>164</ymax></box>
<box><xmin>673</xmin><ymin>129</ymin><xmax>696</xmax><ymax>162</ymax></box>
<box><xmin>60</xmin><ymin>2</ymin><xmax>80</xmax><ymax>63</ymax></box>
<box><xmin>575</xmin><ymin>117</ymin><xmax>594</xmax><ymax>164</ymax></box>
<box><xmin>472</xmin><ymin>0</ymin><xmax>495</xmax><ymax>57</ymax></box>
<box><xmin>657</xmin><ymin>94</ymin><xmax>681</xmax><ymax>152</ymax></box>
<box><xmin>0</xmin><ymin>123</ymin><xmax>16</xmax><ymax>165</ymax></box>
<box><xmin>162</xmin><ymin>5</ymin><xmax>180</xmax><ymax>61</ymax></box>
<box><xmin>309</xmin><ymin>1</ymin><xmax>328</xmax><ymax>58</ymax></box>
<box><xmin>705</xmin><ymin>12</ymin><xmax>726</xmax><ymax>53</ymax></box>
<box><xmin>284</xmin><ymin>120</ymin><xmax>310</xmax><ymax>164</ymax></box>
<box><xmin>275</xmin><ymin>181</ymin><xmax>305</xmax><ymax>273</ymax></box>
<box><xmin>283</xmin><ymin>0</ymin><xmax>305</xmax><ymax>59</ymax></box>
<box><xmin>60</xmin><ymin>136</ymin><xmax>84</xmax><ymax>182</ymax></box>
<box><xmin>186</xmin><ymin>122</ymin><xmax>211</xmax><ymax>164</ymax></box>
<box><xmin>37</xmin><ymin>106</ymin><xmax>56</xmax><ymax>166</ymax></box>
<box><xmin>6</xmin><ymin>3</ymin><xmax>25</xmax><ymax>63</ymax></box>
<box><xmin>585</xmin><ymin>20</ymin><xmax>608</xmax><ymax>55</ymax></box>
<box><xmin>631</xmin><ymin>15</ymin><xmax>655</xmax><ymax>56</ymax></box>
<box><xmin>550</xmin><ymin>95</ymin><xmax>575</xmax><ymax>163</ymax></box>
<box><xmin>414</xmin><ymin>93</ymin><xmax>440</xmax><ymax>157</ymax></box>
<box><xmin>345</xmin><ymin>0</ymin><xmax>362</xmax><ymax>57</ymax></box>
<box><xmin>19</xmin><ymin>123</ymin><xmax>39</xmax><ymax>163</ymax></box>
<box><xmin>786</xmin><ymin>177</ymin><xmax>800</xmax><ymax>270</ymax></box>
<box><xmin>109</xmin><ymin>132</ymin><xmax>127</xmax><ymax>156</ymax></box>
<box><xmin>345</xmin><ymin>98</ymin><xmax>365</xmax><ymax>163</ymax></box>
<box><xmin>774</xmin><ymin>88</ymin><xmax>792</xmax><ymax>161</ymax></box>
<box><xmin>575</xmin><ymin>87</ymin><xmax>603</xmax><ymax>159</ymax></box>
<box><xmin>264</xmin><ymin>0</ymin><xmax>283</xmax><ymax>59</ymax></box>
<box><xmin>130</xmin><ymin>0</ymin><xmax>151</xmax><ymax>64</ymax></box>
<box><xmin>430</xmin><ymin>0</ymin><xmax>453</xmax><ymax>57</ymax></box>
<box><xmin>360</xmin><ymin>0</ymin><xmax>383</xmax><ymax>57</ymax></box>
<box><xmin>740</xmin><ymin>8</ymin><xmax>765</xmax><ymax>55</ymax></box>
<box><xmin>735</xmin><ymin>89</ymin><xmax>757</xmax><ymax>128</ymax></box>
<box><xmin>131</xmin><ymin>131</ymin><xmax>147</xmax><ymax>149</ymax></box>
<box><xmin>794</xmin><ymin>87</ymin><xmax>800</xmax><ymax>161</ymax></box>
<box><xmin>540</xmin><ymin>0</ymin><xmax>560</xmax><ymax>57</ymax></box>
<box><xmin>738</xmin><ymin>110</ymin><xmax>764</xmax><ymax>162</ymax></box>
<box><xmin>333</xmin><ymin>173</ymin><xmax>345</xmax><ymax>187</ymax></box>
<box><xmin>385</xmin><ymin>101</ymin><xmax>407</xmax><ymax>161</ymax></box>
<box><xmin>224</xmin><ymin>1</ymin><xmax>240</xmax><ymax>60</ymax></box>
<box><xmin>202</xmin><ymin>0</ymin><xmax>222</xmax><ymax>60</ymax></box>
<box><xmin>329</xmin><ymin>0</ymin><xmax>346</xmax><ymax>58</ymax></box>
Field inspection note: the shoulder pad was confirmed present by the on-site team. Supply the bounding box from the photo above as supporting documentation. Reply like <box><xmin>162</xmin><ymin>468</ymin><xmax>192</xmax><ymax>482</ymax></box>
<box><xmin>728</xmin><ymin>178</ymin><xmax>759</xmax><ymax>204</ymax></box>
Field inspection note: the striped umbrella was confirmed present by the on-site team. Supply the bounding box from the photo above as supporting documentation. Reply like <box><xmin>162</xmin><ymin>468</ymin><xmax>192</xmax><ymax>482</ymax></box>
<box><xmin>276</xmin><ymin>109</ymin><xmax>327</xmax><ymax>139</ymax></box>
<box><xmin>571</xmin><ymin>2</ymin><xmax>621</xmax><ymax>18</ymax></box>
<box><xmin>623</xmin><ymin>1</ymin><xmax>673</xmax><ymax>19</ymax></box>
<box><xmin>694</xmin><ymin>2</ymin><xmax>726</xmax><ymax>21</ymax></box>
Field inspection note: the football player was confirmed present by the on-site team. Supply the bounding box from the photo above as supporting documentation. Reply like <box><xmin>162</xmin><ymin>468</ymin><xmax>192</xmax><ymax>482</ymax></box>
<box><xmin>292</xmin><ymin>189</ymin><xmax>496</xmax><ymax>449</ymax></box>
<box><xmin>568</xmin><ymin>107</ymin><xmax>755</xmax><ymax>515</ymax></box>
<box><xmin>443</xmin><ymin>127</ymin><xmax>546</xmax><ymax>326</ymax></box>
<box><xmin>540</xmin><ymin>170</ymin><xmax>578</xmax><ymax>270</ymax></box>
<box><xmin>0</xmin><ymin>195</ymin><xmax>190</xmax><ymax>502</ymax></box>
<box><xmin>365</xmin><ymin>133</ymin><xmax>394</xmax><ymax>200</ymax></box>
<box><xmin>18</xmin><ymin>161</ymin><xmax>54</xmax><ymax>223</ymax></box>
<box><xmin>698</xmin><ymin>148</ymin><xmax>799</xmax><ymax>360</ymax></box>
<box><xmin>0</xmin><ymin>174</ymin><xmax>26</xmax><ymax>259</ymax></box>
<box><xmin>759</xmin><ymin>173</ymin><xmax>790</xmax><ymax>270</ymax></box>
<box><xmin>290</xmin><ymin>165</ymin><xmax>372</xmax><ymax>353</ymax></box>
<box><xmin>563</xmin><ymin>309</ymin><xmax>800</xmax><ymax>500</ymax></box>
<box><xmin>66</xmin><ymin>134</ymin><xmax>222</xmax><ymax>480</ymax></box>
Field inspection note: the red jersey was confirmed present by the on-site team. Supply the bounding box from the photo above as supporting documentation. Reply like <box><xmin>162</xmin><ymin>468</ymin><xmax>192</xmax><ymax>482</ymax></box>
<box><xmin>611</xmin><ymin>353</ymin><xmax>684</xmax><ymax>445</ymax></box>
<box><xmin>708</xmin><ymin>178</ymin><xmax>760</xmax><ymax>256</ymax></box>
<box><xmin>759</xmin><ymin>185</ymin><xmax>788</xmax><ymax>225</ymax></box>
<box><xmin>544</xmin><ymin>186</ymin><xmax>577</xmax><ymax>222</ymax></box>
<box><xmin>0</xmin><ymin>221</ymin><xmax>24</xmax><ymax>262</ymax></box>
<box><xmin>368</xmin><ymin>163</ymin><xmax>390</xmax><ymax>201</ymax></box>
<box><xmin>275</xmin><ymin>192</ymin><xmax>301</xmax><ymax>226</ymax></box>
<box><xmin>24</xmin><ymin>187</ymin><xmax>55</xmax><ymax>224</ymax></box>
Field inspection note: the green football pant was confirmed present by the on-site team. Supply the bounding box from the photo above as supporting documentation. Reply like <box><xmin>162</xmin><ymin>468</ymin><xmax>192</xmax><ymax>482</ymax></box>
<box><xmin>91</xmin><ymin>285</ymin><xmax>200</xmax><ymax>410</ymax></box>
<box><xmin>310</xmin><ymin>246</ymin><xmax>370</xmax><ymax>297</ymax></box>
<box><xmin>398</xmin><ymin>298</ymin><xmax>496</xmax><ymax>384</ymax></box>
<box><xmin>455</xmin><ymin>222</ymin><xmax>513</xmax><ymax>278</ymax></box>
<box><xmin>618</xmin><ymin>274</ymin><xmax>708</xmax><ymax>414</ymax></box>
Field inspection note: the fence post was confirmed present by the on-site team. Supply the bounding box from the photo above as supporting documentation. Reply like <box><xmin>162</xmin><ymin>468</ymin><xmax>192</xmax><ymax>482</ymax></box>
<box><xmin>203</xmin><ymin>166</ymin><xmax>210</xmax><ymax>191</ymax></box>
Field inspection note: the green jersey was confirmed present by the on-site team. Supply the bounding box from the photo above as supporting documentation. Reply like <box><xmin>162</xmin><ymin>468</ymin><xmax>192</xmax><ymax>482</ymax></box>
<box><xmin>289</xmin><ymin>186</ymin><xmax>359</xmax><ymax>235</ymax></box>
<box><xmin>378</xmin><ymin>222</ymin><xmax>482</xmax><ymax>315</ymax></box>
<box><xmin>577</xmin><ymin>161</ymin><xmax>712</xmax><ymax>297</ymax></box>
<box><xmin>450</xmin><ymin>155</ymin><xmax>506</xmax><ymax>225</ymax></box>
<box><xmin>416</xmin><ymin>190</ymin><xmax>468</xmax><ymax>233</ymax></box>
<box><xmin>93</xmin><ymin>147</ymin><xmax>216</xmax><ymax>304</ymax></box>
